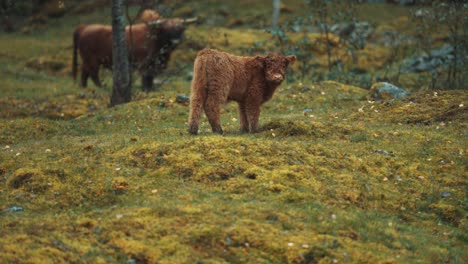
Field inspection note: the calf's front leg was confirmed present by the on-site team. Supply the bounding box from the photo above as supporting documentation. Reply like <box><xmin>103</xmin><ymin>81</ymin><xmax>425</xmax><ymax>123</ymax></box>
<box><xmin>238</xmin><ymin>102</ymin><xmax>249</xmax><ymax>133</ymax></box>
<box><xmin>245</xmin><ymin>99</ymin><xmax>261</xmax><ymax>133</ymax></box>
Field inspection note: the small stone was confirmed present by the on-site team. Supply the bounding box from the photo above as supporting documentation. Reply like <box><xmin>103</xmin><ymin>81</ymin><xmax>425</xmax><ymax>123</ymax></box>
<box><xmin>45</xmin><ymin>149</ymin><xmax>51</xmax><ymax>152</ymax></box>
<box><xmin>1</xmin><ymin>206</ymin><xmax>24</xmax><ymax>214</ymax></box>
<box><xmin>116</xmin><ymin>214</ymin><xmax>124</xmax><ymax>219</ymax></box>
<box><xmin>300</xmin><ymin>86</ymin><xmax>311</xmax><ymax>93</ymax></box>
<box><xmin>151</xmin><ymin>189</ymin><xmax>158</xmax><ymax>194</ymax></box>
<box><xmin>301</xmin><ymin>244</ymin><xmax>309</xmax><ymax>248</ymax></box>
<box><xmin>374</xmin><ymin>149</ymin><xmax>394</xmax><ymax>156</ymax></box>
<box><xmin>176</xmin><ymin>94</ymin><xmax>190</xmax><ymax>104</ymax></box>
<box><xmin>287</xmin><ymin>242</ymin><xmax>294</xmax><ymax>247</ymax></box>
<box><xmin>440</xmin><ymin>191</ymin><xmax>451</xmax><ymax>198</ymax></box>
<box><xmin>383</xmin><ymin>177</ymin><xmax>388</xmax><ymax>182</ymax></box>
<box><xmin>302</xmin><ymin>108</ymin><xmax>313</xmax><ymax>116</ymax></box>
<box><xmin>88</xmin><ymin>104</ymin><xmax>97</xmax><ymax>111</ymax></box>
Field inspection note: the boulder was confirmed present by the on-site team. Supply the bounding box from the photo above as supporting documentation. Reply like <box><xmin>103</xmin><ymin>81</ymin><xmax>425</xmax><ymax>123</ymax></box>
<box><xmin>402</xmin><ymin>44</ymin><xmax>454</xmax><ymax>73</ymax></box>
<box><xmin>370</xmin><ymin>82</ymin><xmax>409</xmax><ymax>101</ymax></box>
<box><xmin>330</xmin><ymin>21</ymin><xmax>374</xmax><ymax>49</ymax></box>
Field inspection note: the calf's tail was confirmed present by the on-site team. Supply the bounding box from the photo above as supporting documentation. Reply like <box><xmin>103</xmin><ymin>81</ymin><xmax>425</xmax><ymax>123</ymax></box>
<box><xmin>188</xmin><ymin>56</ymin><xmax>208</xmax><ymax>134</ymax></box>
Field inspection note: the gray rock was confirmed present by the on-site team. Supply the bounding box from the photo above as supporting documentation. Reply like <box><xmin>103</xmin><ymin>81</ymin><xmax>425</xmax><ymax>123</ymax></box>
<box><xmin>374</xmin><ymin>149</ymin><xmax>394</xmax><ymax>156</ymax></box>
<box><xmin>176</xmin><ymin>94</ymin><xmax>190</xmax><ymax>104</ymax></box>
<box><xmin>370</xmin><ymin>82</ymin><xmax>409</xmax><ymax>101</ymax></box>
<box><xmin>376</xmin><ymin>30</ymin><xmax>415</xmax><ymax>47</ymax></box>
<box><xmin>300</xmin><ymin>86</ymin><xmax>311</xmax><ymax>93</ymax></box>
<box><xmin>330</xmin><ymin>21</ymin><xmax>374</xmax><ymax>49</ymax></box>
<box><xmin>1</xmin><ymin>206</ymin><xmax>24</xmax><ymax>214</ymax></box>
<box><xmin>402</xmin><ymin>44</ymin><xmax>454</xmax><ymax>73</ymax></box>
<box><xmin>440</xmin><ymin>191</ymin><xmax>451</xmax><ymax>198</ymax></box>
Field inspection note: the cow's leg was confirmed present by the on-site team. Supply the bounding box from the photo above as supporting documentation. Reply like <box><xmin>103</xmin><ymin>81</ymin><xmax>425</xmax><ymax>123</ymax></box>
<box><xmin>90</xmin><ymin>66</ymin><xmax>102</xmax><ymax>87</ymax></box>
<box><xmin>238</xmin><ymin>102</ymin><xmax>248</xmax><ymax>133</ymax></box>
<box><xmin>141</xmin><ymin>73</ymin><xmax>154</xmax><ymax>91</ymax></box>
<box><xmin>81</xmin><ymin>66</ymin><xmax>89</xmax><ymax>88</ymax></box>
<box><xmin>204</xmin><ymin>93</ymin><xmax>224</xmax><ymax>134</ymax></box>
<box><xmin>245</xmin><ymin>99</ymin><xmax>261</xmax><ymax>133</ymax></box>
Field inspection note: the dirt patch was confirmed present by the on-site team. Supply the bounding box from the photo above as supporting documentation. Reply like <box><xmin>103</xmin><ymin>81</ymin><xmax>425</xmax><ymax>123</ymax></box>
<box><xmin>7</xmin><ymin>168</ymin><xmax>49</xmax><ymax>193</ymax></box>
<box><xmin>25</xmin><ymin>56</ymin><xmax>67</xmax><ymax>74</ymax></box>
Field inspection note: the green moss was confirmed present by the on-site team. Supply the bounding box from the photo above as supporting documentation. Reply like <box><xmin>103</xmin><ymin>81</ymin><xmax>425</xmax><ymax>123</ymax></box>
<box><xmin>0</xmin><ymin>2</ymin><xmax>466</xmax><ymax>263</ymax></box>
<box><xmin>7</xmin><ymin>168</ymin><xmax>52</xmax><ymax>193</ymax></box>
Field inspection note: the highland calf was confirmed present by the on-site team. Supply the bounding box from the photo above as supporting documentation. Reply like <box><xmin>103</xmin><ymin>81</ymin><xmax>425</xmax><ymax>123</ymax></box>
<box><xmin>188</xmin><ymin>48</ymin><xmax>296</xmax><ymax>134</ymax></box>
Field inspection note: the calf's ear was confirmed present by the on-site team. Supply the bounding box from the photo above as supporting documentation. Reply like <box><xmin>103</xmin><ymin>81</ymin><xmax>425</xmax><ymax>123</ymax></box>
<box><xmin>255</xmin><ymin>55</ymin><xmax>267</xmax><ymax>67</ymax></box>
<box><xmin>286</xmin><ymin>55</ymin><xmax>296</xmax><ymax>65</ymax></box>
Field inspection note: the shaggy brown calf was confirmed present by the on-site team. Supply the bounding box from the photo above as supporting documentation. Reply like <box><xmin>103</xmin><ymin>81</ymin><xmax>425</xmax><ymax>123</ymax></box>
<box><xmin>72</xmin><ymin>14</ymin><xmax>195</xmax><ymax>90</ymax></box>
<box><xmin>188</xmin><ymin>49</ymin><xmax>296</xmax><ymax>134</ymax></box>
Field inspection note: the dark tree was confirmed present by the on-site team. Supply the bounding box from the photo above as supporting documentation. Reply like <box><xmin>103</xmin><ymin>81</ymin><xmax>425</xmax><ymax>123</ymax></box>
<box><xmin>110</xmin><ymin>0</ymin><xmax>131</xmax><ymax>106</ymax></box>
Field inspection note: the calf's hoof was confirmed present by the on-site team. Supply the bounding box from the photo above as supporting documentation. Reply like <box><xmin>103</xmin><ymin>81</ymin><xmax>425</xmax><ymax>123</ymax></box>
<box><xmin>189</xmin><ymin>128</ymin><xmax>198</xmax><ymax>135</ymax></box>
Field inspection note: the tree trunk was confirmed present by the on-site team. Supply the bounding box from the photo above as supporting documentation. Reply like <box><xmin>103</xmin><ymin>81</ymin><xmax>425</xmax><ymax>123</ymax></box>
<box><xmin>110</xmin><ymin>0</ymin><xmax>131</xmax><ymax>107</ymax></box>
<box><xmin>272</xmin><ymin>0</ymin><xmax>280</xmax><ymax>30</ymax></box>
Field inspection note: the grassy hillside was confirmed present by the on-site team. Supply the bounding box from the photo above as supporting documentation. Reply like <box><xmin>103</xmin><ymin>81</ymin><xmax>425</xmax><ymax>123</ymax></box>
<box><xmin>1</xmin><ymin>1</ymin><xmax>467</xmax><ymax>263</ymax></box>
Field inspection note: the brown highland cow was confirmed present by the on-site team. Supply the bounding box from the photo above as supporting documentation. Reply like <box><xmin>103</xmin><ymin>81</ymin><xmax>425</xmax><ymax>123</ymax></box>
<box><xmin>72</xmin><ymin>10</ymin><xmax>195</xmax><ymax>90</ymax></box>
<box><xmin>188</xmin><ymin>48</ymin><xmax>296</xmax><ymax>134</ymax></box>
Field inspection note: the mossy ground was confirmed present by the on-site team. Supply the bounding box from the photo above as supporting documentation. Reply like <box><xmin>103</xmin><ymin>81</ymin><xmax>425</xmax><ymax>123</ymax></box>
<box><xmin>1</xmin><ymin>1</ymin><xmax>467</xmax><ymax>263</ymax></box>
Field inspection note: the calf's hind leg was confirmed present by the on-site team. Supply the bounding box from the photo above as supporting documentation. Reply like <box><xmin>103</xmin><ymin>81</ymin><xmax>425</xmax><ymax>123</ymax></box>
<box><xmin>204</xmin><ymin>93</ymin><xmax>224</xmax><ymax>134</ymax></box>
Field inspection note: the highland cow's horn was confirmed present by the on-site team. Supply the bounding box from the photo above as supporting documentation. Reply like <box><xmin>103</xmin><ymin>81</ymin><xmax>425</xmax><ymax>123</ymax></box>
<box><xmin>183</xmin><ymin>17</ymin><xmax>198</xmax><ymax>24</ymax></box>
<box><xmin>148</xmin><ymin>19</ymin><xmax>166</xmax><ymax>26</ymax></box>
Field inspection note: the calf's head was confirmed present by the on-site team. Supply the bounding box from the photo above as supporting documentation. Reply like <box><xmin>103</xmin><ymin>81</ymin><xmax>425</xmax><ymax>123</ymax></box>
<box><xmin>257</xmin><ymin>53</ymin><xmax>296</xmax><ymax>84</ymax></box>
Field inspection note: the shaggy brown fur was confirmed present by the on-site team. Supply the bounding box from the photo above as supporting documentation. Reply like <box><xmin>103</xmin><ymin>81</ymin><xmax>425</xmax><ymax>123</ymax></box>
<box><xmin>188</xmin><ymin>48</ymin><xmax>296</xmax><ymax>134</ymax></box>
<box><xmin>72</xmin><ymin>16</ymin><xmax>190</xmax><ymax>89</ymax></box>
